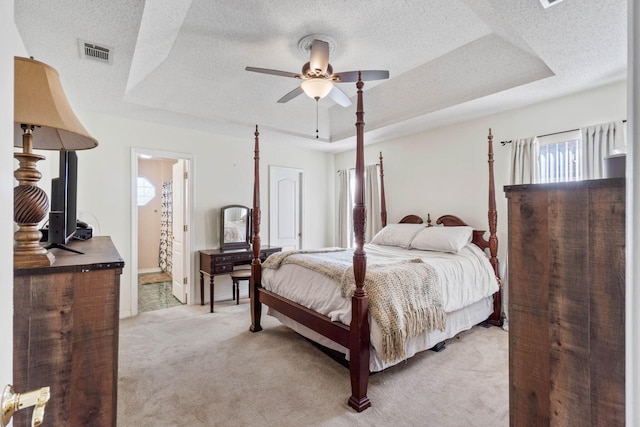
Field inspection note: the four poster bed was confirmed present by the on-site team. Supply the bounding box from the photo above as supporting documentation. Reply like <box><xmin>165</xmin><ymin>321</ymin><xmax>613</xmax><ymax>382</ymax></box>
<box><xmin>249</xmin><ymin>74</ymin><xmax>501</xmax><ymax>411</ymax></box>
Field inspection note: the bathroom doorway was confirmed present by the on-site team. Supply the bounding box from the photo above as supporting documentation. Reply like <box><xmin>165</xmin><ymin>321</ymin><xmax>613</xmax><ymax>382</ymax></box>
<box><xmin>131</xmin><ymin>148</ymin><xmax>194</xmax><ymax>315</ymax></box>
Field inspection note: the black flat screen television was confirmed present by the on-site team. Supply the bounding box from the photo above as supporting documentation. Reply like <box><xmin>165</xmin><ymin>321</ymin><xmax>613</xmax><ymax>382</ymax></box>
<box><xmin>46</xmin><ymin>150</ymin><xmax>82</xmax><ymax>254</ymax></box>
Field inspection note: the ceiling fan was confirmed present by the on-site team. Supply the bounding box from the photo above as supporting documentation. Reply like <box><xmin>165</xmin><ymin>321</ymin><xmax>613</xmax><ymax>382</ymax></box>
<box><xmin>245</xmin><ymin>39</ymin><xmax>389</xmax><ymax>107</ymax></box>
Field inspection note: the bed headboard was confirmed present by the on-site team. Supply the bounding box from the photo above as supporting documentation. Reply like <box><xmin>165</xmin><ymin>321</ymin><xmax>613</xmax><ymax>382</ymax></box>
<box><xmin>398</xmin><ymin>214</ymin><xmax>422</xmax><ymax>224</ymax></box>
<box><xmin>398</xmin><ymin>213</ymin><xmax>434</xmax><ymax>225</ymax></box>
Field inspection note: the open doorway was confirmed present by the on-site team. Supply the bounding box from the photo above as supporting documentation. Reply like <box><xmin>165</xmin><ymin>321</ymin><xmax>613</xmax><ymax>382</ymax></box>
<box><xmin>131</xmin><ymin>148</ymin><xmax>194</xmax><ymax>316</ymax></box>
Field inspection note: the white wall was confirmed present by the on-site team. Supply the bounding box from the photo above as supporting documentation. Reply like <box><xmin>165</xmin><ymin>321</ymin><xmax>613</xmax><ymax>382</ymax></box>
<box><xmin>335</xmin><ymin>80</ymin><xmax>627</xmax><ymax>266</ymax></box>
<box><xmin>66</xmin><ymin>112</ymin><xmax>334</xmax><ymax>317</ymax></box>
<box><xmin>1</xmin><ymin>2</ymin><xmax>16</xmax><ymax>404</ymax></box>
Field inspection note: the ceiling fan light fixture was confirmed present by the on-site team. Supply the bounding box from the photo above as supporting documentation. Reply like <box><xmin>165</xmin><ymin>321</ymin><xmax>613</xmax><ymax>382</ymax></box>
<box><xmin>301</xmin><ymin>78</ymin><xmax>333</xmax><ymax>100</ymax></box>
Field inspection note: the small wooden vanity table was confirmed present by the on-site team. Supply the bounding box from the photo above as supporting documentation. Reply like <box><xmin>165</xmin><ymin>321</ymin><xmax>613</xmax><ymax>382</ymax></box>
<box><xmin>199</xmin><ymin>245</ymin><xmax>281</xmax><ymax>312</ymax></box>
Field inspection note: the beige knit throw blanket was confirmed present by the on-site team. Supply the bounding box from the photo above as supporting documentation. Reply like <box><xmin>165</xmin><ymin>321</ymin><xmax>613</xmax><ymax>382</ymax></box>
<box><xmin>263</xmin><ymin>249</ymin><xmax>446</xmax><ymax>363</ymax></box>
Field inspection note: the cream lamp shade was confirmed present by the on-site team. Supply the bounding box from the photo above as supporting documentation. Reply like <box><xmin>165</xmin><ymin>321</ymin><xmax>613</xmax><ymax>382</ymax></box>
<box><xmin>13</xmin><ymin>56</ymin><xmax>98</xmax><ymax>268</ymax></box>
<box><xmin>301</xmin><ymin>78</ymin><xmax>333</xmax><ymax>100</ymax></box>
<box><xmin>14</xmin><ymin>56</ymin><xmax>98</xmax><ymax>151</ymax></box>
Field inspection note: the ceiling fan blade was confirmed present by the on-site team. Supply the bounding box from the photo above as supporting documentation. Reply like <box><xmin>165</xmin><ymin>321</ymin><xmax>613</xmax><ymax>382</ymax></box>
<box><xmin>277</xmin><ymin>86</ymin><xmax>304</xmax><ymax>103</ymax></box>
<box><xmin>245</xmin><ymin>66</ymin><xmax>302</xmax><ymax>79</ymax></box>
<box><xmin>309</xmin><ymin>39</ymin><xmax>330</xmax><ymax>75</ymax></box>
<box><xmin>331</xmin><ymin>70</ymin><xmax>390</xmax><ymax>83</ymax></box>
<box><xmin>328</xmin><ymin>85</ymin><xmax>352</xmax><ymax>107</ymax></box>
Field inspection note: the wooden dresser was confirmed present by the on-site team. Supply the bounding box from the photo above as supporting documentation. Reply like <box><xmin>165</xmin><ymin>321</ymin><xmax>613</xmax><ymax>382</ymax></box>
<box><xmin>13</xmin><ymin>236</ymin><xmax>124</xmax><ymax>427</ymax></box>
<box><xmin>505</xmin><ymin>179</ymin><xmax>625</xmax><ymax>426</ymax></box>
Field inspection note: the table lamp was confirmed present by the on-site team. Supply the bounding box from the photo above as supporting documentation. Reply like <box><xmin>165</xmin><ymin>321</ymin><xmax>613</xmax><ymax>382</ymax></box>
<box><xmin>13</xmin><ymin>56</ymin><xmax>98</xmax><ymax>268</ymax></box>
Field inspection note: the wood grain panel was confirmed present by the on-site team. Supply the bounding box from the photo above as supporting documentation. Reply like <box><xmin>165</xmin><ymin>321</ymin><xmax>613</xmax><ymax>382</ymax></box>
<box><xmin>505</xmin><ymin>179</ymin><xmax>625</xmax><ymax>426</ymax></box>
<box><xmin>548</xmin><ymin>186</ymin><xmax>590</xmax><ymax>425</ymax></box>
<box><xmin>507</xmin><ymin>188</ymin><xmax>551</xmax><ymax>426</ymax></box>
<box><xmin>13</xmin><ymin>237</ymin><xmax>123</xmax><ymax>427</ymax></box>
<box><xmin>70</xmin><ymin>269</ymin><xmax>119</xmax><ymax>426</ymax></box>
<box><xmin>588</xmin><ymin>184</ymin><xmax>625</xmax><ymax>425</ymax></box>
<box><xmin>507</xmin><ymin>190</ymin><xmax>550</xmax><ymax>310</ymax></box>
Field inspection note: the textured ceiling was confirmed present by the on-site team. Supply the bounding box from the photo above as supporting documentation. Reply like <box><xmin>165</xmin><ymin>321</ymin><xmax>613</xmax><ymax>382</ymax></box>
<box><xmin>15</xmin><ymin>0</ymin><xmax>627</xmax><ymax>152</ymax></box>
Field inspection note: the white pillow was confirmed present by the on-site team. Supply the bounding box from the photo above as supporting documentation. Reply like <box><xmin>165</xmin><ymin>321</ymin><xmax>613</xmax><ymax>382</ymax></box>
<box><xmin>369</xmin><ymin>223</ymin><xmax>426</xmax><ymax>248</ymax></box>
<box><xmin>409</xmin><ymin>226</ymin><xmax>473</xmax><ymax>253</ymax></box>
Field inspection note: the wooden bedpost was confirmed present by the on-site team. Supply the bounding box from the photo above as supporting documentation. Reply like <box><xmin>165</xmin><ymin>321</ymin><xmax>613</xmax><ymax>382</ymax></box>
<box><xmin>379</xmin><ymin>152</ymin><xmax>387</xmax><ymax>228</ymax></box>
<box><xmin>348</xmin><ymin>72</ymin><xmax>371</xmax><ymax>412</ymax></box>
<box><xmin>250</xmin><ymin>125</ymin><xmax>263</xmax><ymax>332</ymax></box>
<box><xmin>487</xmin><ymin>128</ymin><xmax>502</xmax><ymax>326</ymax></box>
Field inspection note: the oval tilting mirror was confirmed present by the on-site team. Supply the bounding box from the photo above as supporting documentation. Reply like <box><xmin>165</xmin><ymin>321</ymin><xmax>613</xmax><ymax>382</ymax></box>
<box><xmin>220</xmin><ymin>205</ymin><xmax>251</xmax><ymax>249</ymax></box>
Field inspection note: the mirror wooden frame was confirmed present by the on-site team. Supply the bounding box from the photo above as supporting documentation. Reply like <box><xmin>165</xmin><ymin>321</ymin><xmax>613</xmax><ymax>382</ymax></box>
<box><xmin>220</xmin><ymin>204</ymin><xmax>252</xmax><ymax>250</ymax></box>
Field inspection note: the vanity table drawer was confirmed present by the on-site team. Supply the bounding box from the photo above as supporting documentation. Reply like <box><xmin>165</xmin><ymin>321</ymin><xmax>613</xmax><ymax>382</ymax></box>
<box><xmin>213</xmin><ymin>255</ymin><xmax>232</xmax><ymax>264</ymax></box>
<box><xmin>213</xmin><ymin>263</ymin><xmax>233</xmax><ymax>274</ymax></box>
<box><xmin>232</xmin><ymin>253</ymin><xmax>252</xmax><ymax>263</ymax></box>
<box><xmin>199</xmin><ymin>253</ymin><xmax>234</xmax><ymax>275</ymax></box>
<box><xmin>260</xmin><ymin>249</ymin><xmax>280</xmax><ymax>261</ymax></box>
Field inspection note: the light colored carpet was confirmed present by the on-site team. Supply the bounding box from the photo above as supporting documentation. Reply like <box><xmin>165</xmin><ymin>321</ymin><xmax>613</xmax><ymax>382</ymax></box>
<box><xmin>118</xmin><ymin>302</ymin><xmax>509</xmax><ymax>426</ymax></box>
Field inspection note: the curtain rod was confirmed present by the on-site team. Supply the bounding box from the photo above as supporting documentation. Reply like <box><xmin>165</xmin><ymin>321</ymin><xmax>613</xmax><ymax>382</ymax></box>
<box><xmin>500</xmin><ymin>119</ymin><xmax>627</xmax><ymax>146</ymax></box>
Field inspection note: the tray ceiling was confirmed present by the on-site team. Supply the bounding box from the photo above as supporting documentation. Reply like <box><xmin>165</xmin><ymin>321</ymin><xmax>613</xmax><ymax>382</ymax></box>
<box><xmin>15</xmin><ymin>0</ymin><xmax>627</xmax><ymax>152</ymax></box>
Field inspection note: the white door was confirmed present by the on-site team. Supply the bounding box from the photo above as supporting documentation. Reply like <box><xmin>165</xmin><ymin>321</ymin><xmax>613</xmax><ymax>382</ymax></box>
<box><xmin>269</xmin><ymin>166</ymin><xmax>302</xmax><ymax>250</ymax></box>
<box><xmin>171</xmin><ymin>160</ymin><xmax>188</xmax><ymax>303</ymax></box>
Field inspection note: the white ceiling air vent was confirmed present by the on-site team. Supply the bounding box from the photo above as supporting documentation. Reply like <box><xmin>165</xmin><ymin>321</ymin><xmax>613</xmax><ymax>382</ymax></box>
<box><xmin>78</xmin><ymin>40</ymin><xmax>112</xmax><ymax>64</ymax></box>
<box><xmin>539</xmin><ymin>0</ymin><xmax>564</xmax><ymax>8</ymax></box>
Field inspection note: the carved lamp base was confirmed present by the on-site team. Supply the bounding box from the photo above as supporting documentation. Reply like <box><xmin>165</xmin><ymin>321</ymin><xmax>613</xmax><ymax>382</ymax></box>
<box><xmin>13</xmin><ymin>150</ymin><xmax>55</xmax><ymax>268</ymax></box>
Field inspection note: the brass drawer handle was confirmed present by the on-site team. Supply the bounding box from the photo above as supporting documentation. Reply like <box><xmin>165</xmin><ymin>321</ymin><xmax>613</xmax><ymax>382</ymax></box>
<box><xmin>2</xmin><ymin>384</ymin><xmax>50</xmax><ymax>427</ymax></box>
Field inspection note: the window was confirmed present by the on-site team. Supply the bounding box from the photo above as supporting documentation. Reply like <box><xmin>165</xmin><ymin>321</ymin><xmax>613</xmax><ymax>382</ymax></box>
<box><xmin>537</xmin><ymin>130</ymin><xmax>582</xmax><ymax>184</ymax></box>
<box><xmin>137</xmin><ymin>176</ymin><xmax>155</xmax><ymax>206</ymax></box>
<box><xmin>538</xmin><ymin>140</ymin><xmax>582</xmax><ymax>183</ymax></box>
<box><xmin>343</xmin><ymin>167</ymin><xmax>379</xmax><ymax>248</ymax></box>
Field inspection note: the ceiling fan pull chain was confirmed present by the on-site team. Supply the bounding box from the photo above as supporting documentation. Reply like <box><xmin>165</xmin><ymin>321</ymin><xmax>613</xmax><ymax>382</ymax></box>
<box><xmin>315</xmin><ymin>97</ymin><xmax>319</xmax><ymax>139</ymax></box>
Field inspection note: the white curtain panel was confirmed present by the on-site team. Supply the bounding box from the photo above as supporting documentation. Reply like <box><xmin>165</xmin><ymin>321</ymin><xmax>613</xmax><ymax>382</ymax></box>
<box><xmin>507</xmin><ymin>137</ymin><xmax>540</xmax><ymax>330</ymax></box>
<box><xmin>337</xmin><ymin>169</ymin><xmax>350</xmax><ymax>248</ymax></box>
<box><xmin>510</xmin><ymin>137</ymin><xmax>539</xmax><ymax>184</ymax></box>
<box><xmin>365</xmin><ymin>164</ymin><xmax>382</xmax><ymax>243</ymax></box>
<box><xmin>581</xmin><ymin>120</ymin><xmax>625</xmax><ymax>179</ymax></box>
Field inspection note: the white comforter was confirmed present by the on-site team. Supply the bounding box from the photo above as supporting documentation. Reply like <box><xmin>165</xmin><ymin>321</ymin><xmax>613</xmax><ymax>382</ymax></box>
<box><xmin>261</xmin><ymin>242</ymin><xmax>499</xmax><ymax>325</ymax></box>
<box><xmin>262</xmin><ymin>243</ymin><xmax>498</xmax><ymax>370</ymax></box>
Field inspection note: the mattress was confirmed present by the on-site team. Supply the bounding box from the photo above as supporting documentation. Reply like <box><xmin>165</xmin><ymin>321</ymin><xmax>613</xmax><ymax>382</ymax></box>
<box><xmin>261</xmin><ymin>243</ymin><xmax>499</xmax><ymax>371</ymax></box>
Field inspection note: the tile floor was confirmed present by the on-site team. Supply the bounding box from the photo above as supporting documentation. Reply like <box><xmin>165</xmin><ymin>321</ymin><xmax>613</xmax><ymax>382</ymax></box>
<box><xmin>137</xmin><ymin>274</ymin><xmax>183</xmax><ymax>313</ymax></box>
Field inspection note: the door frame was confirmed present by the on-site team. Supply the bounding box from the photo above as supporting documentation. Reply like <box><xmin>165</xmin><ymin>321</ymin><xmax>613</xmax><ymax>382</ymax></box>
<box><xmin>130</xmin><ymin>148</ymin><xmax>195</xmax><ymax>316</ymax></box>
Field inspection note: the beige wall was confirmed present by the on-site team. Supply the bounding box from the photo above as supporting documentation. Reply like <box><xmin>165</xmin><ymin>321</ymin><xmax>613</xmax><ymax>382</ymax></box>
<box><xmin>1</xmin><ymin>2</ymin><xmax>19</xmax><ymax>393</ymax></box>
<box><xmin>335</xmin><ymin>79</ymin><xmax>627</xmax><ymax>269</ymax></box>
<box><xmin>47</xmin><ymin>80</ymin><xmax>625</xmax><ymax>317</ymax></box>
<box><xmin>56</xmin><ymin>113</ymin><xmax>334</xmax><ymax>317</ymax></box>
<box><xmin>137</xmin><ymin>158</ymin><xmax>177</xmax><ymax>272</ymax></box>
